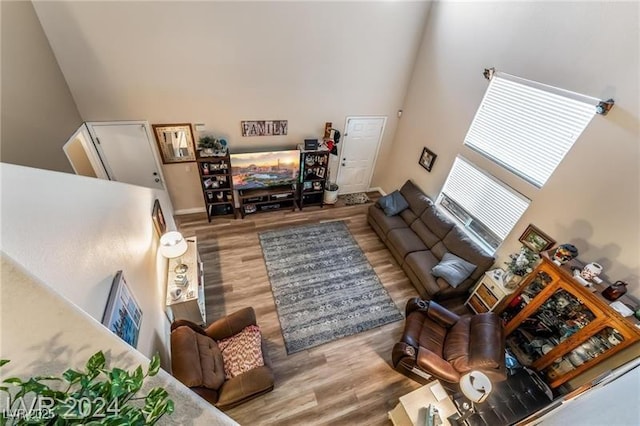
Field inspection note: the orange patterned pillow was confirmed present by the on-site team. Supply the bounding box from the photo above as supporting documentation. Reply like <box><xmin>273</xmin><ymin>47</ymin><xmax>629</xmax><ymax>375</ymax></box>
<box><xmin>216</xmin><ymin>325</ymin><xmax>264</xmax><ymax>379</ymax></box>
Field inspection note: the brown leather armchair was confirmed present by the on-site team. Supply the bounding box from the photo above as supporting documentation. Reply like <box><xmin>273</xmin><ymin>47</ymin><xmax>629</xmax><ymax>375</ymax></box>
<box><xmin>170</xmin><ymin>307</ymin><xmax>275</xmax><ymax>409</ymax></box>
<box><xmin>392</xmin><ymin>298</ymin><xmax>506</xmax><ymax>384</ymax></box>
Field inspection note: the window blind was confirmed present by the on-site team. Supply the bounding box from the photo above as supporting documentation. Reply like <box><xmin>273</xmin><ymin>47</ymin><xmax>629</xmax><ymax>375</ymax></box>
<box><xmin>464</xmin><ymin>74</ymin><xmax>597</xmax><ymax>188</ymax></box>
<box><xmin>440</xmin><ymin>157</ymin><xmax>530</xmax><ymax>240</ymax></box>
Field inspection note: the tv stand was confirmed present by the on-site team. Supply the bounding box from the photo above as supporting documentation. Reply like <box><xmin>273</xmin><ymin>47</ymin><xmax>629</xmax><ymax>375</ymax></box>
<box><xmin>237</xmin><ymin>186</ymin><xmax>299</xmax><ymax>218</ymax></box>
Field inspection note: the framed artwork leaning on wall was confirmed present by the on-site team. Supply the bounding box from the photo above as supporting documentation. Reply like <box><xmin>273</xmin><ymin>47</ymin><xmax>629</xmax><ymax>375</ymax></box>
<box><xmin>102</xmin><ymin>270</ymin><xmax>143</xmax><ymax>348</ymax></box>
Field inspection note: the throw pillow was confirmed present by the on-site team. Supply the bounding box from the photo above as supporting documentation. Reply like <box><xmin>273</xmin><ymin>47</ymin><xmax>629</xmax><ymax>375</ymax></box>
<box><xmin>216</xmin><ymin>325</ymin><xmax>264</xmax><ymax>379</ymax></box>
<box><xmin>377</xmin><ymin>190</ymin><xmax>409</xmax><ymax>216</ymax></box>
<box><xmin>432</xmin><ymin>252</ymin><xmax>477</xmax><ymax>288</ymax></box>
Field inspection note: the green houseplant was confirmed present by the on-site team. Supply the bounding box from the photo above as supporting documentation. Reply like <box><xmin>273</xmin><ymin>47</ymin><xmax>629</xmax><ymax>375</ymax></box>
<box><xmin>0</xmin><ymin>351</ymin><xmax>174</xmax><ymax>425</ymax></box>
<box><xmin>503</xmin><ymin>247</ymin><xmax>540</xmax><ymax>289</ymax></box>
<box><xmin>198</xmin><ymin>136</ymin><xmax>224</xmax><ymax>156</ymax></box>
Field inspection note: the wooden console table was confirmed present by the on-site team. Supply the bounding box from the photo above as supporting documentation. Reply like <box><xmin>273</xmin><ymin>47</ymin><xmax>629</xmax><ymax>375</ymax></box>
<box><xmin>237</xmin><ymin>186</ymin><xmax>299</xmax><ymax>218</ymax></box>
<box><xmin>165</xmin><ymin>237</ymin><xmax>205</xmax><ymax>325</ymax></box>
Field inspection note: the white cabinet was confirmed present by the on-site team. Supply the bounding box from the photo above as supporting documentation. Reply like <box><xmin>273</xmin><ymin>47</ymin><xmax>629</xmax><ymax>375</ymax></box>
<box><xmin>465</xmin><ymin>270</ymin><xmax>514</xmax><ymax>313</ymax></box>
<box><xmin>165</xmin><ymin>237</ymin><xmax>206</xmax><ymax>324</ymax></box>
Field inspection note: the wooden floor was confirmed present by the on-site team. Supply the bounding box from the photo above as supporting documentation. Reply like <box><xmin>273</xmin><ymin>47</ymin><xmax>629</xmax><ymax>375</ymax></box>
<box><xmin>175</xmin><ymin>193</ymin><xmax>422</xmax><ymax>425</ymax></box>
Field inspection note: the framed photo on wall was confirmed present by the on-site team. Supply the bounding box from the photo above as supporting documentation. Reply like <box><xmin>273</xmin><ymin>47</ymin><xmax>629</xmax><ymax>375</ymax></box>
<box><xmin>152</xmin><ymin>199</ymin><xmax>166</xmax><ymax>237</ymax></box>
<box><xmin>102</xmin><ymin>271</ymin><xmax>143</xmax><ymax>348</ymax></box>
<box><xmin>419</xmin><ymin>147</ymin><xmax>437</xmax><ymax>172</ymax></box>
<box><xmin>519</xmin><ymin>224</ymin><xmax>556</xmax><ymax>253</ymax></box>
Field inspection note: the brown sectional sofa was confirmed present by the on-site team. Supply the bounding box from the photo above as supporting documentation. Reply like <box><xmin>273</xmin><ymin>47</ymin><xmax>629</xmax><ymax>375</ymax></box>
<box><xmin>368</xmin><ymin>180</ymin><xmax>495</xmax><ymax>307</ymax></box>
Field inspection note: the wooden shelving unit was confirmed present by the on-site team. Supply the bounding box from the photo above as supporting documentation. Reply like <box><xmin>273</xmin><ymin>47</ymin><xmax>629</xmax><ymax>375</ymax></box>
<box><xmin>196</xmin><ymin>152</ymin><xmax>236</xmax><ymax>222</ymax></box>
<box><xmin>298</xmin><ymin>145</ymin><xmax>330</xmax><ymax>209</ymax></box>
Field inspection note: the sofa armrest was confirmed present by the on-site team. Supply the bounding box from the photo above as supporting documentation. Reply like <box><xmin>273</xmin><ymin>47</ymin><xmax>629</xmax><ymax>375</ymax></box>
<box><xmin>426</xmin><ymin>301</ymin><xmax>460</xmax><ymax>328</ymax></box>
<box><xmin>392</xmin><ymin>342</ymin><xmax>417</xmax><ymax>368</ymax></box>
<box><xmin>216</xmin><ymin>365</ymin><xmax>275</xmax><ymax>409</ymax></box>
<box><xmin>416</xmin><ymin>346</ymin><xmax>461</xmax><ymax>383</ymax></box>
<box><xmin>405</xmin><ymin>297</ymin><xmax>430</xmax><ymax>316</ymax></box>
<box><xmin>171</xmin><ymin>319</ymin><xmax>207</xmax><ymax>336</ymax></box>
<box><xmin>204</xmin><ymin>307</ymin><xmax>257</xmax><ymax>340</ymax></box>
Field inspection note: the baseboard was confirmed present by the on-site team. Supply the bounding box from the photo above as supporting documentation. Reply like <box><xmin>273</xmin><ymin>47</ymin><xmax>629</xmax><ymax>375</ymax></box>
<box><xmin>369</xmin><ymin>186</ymin><xmax>386</xmax><ymax>196</ymax></box>
<box><xmin>174</xmin><ymin>207</ymin><xmax>206</xmax><ymax>215</ymax></box>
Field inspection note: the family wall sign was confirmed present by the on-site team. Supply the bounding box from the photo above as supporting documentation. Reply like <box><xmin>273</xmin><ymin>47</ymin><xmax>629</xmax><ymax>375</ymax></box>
<box><xmin>241</xmin><ymin>120</ymin><xmax>288</xmax><ymax>137</ymax></box>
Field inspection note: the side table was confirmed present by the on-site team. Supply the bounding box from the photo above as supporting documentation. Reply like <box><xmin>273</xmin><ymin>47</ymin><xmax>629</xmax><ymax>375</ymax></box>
<box><xmin>165</xmin><ymin>237</ymin><xmax>206</xmax><ymax>324</ymax></box>
<box><xmin>465</xmin><ymin>269</ymin><xmax>514</xmax><ymax>313</ymax></box>
<box><xmin>388</xmin><ymin>380</ymin><xmax>458</xmax><ymax>426</ymax></box>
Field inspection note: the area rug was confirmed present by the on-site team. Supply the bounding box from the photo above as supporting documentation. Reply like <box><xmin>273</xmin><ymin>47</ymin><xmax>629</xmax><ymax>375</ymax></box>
<box><xmin>259</xmin><ymin>221</ymin><xmax>403</xmax><ymax>354</ymax></box>
<box><xmin>343</xmin><ymin>192</ymin><xmax>370</xmax><ymax>205</ymax></box>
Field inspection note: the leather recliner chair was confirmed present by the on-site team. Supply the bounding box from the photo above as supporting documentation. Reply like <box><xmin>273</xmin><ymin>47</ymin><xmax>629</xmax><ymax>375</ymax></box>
<box><xmin>392</xmin><ymin>298</ymin><xmax>506</xmax><ymax>385</ymax></box>
<box><xmin>170</xmin><ymin>307</ymin><xmax>275</xmax><ymax>409</ymax></box>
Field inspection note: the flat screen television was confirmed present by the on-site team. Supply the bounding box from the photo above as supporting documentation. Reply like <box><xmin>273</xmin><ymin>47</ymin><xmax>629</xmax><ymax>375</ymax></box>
<box><xmin>230</xmin><ymin>150</ymin><xmax>300</xmax><ymax>191</ymax></box>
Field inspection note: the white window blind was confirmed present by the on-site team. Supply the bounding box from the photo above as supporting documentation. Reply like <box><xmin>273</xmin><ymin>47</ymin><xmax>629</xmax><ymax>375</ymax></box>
<box><xmin>439</xmin><ymin>157</ymin><xmax>530</xmax><ymax>242</ymax></box>
<box><xmin>464</xmin><ymin>73</ymin><xmax>597</xmax><ymax>188</ymax></box>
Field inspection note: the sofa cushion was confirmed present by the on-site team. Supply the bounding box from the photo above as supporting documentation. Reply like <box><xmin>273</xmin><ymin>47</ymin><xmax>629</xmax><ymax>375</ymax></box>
<box><xmin>404</xmin><ymin>250</ymin><xmax>446</xmax><ymax>297</ymax></box>
<box><xmin>400</xmin><ymin>180</ymin><xmax>433</xmax><ymax>216</ymax></box>
<box><xmin>420</xmin><ymin>206</ymin><xmax>455</xmax><ymax>240</ymax></box>
<box><xmin>368</xmin><ymin>204</ymin><xmax>408</xmax><ymax>239</ymax></box>
<box><xmin>443</xmin><ymin>316</ymin><xmax>472</xmax><ymax>373</ymax></box>
<box><xmin>217</xmin><ymin>325</ymin><xmax>265</xmax><ymax>380</ymax></box>
<box><xmin>399</xmin><ymin>208</ymin><xmax>419</xmax><ymax>226</ymax></box>
<box><xmin>171</xmin><ymin>326</ymin><xmax>226</xmax><ymax>390</ymax></box>
<box><xmin>432</xmin><ymin>252</ymin><xmax>478</xmax><ymax>288</ymax></box>
<box><xmin>410</xmin><ymin>219</ymin><xmax>441</xmax><ymax>249</ymax></box>
<box><xmin>442</xmin><ymin>227</ymin><xmax>494</xmax><ymax>282</ymax></box>
<box><xmin>387</xmin><ymin>228</ymin><xmax>429</xmax><ymax>261</ymax></box>
<box><xmin>378</xmin><ymin>190</ymin><xmax>409</xmax><ymax>216</ymax></box>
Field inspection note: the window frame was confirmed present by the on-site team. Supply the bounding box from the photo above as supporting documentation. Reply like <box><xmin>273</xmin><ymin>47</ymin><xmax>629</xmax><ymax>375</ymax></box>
<box><xmin>436</xmin><ymin>156</ymin><xmax>531</xmax><ymax>254</ymax></box>
<box><xmin>463</xmin><ymin>72</ymin><xmax>598</xmax><ymax>188</ymax></box>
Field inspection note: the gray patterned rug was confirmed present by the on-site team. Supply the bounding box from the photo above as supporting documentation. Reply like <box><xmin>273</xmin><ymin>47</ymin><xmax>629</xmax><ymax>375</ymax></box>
<box><xmin>259</xmin><ymin>221</ymin><xmax>403</xmax><ymax>354</ymax></box>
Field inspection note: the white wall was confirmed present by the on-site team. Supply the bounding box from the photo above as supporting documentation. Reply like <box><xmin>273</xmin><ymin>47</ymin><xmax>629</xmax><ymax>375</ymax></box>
<box><xmin>1</xmin><ymin>0</ymin><xmax>82</xmax><ymax>173</ymax></box>
<box><xmin>0</xmin><ymin>255</ymin><xmax>237</xmax><ymax>425</ymax></box>
<box><xmin>32</xmin><ymin>1</ymin><xmax>430</xmax><ymax>212</ymax></box>
<box><xmin>378</xmin><ymin>2</ymin><xmax>640</xmax><ymax>298</ymax></box>
<box><xmin>538</xmin><ymin>363</ymin><xmax>640</xmax><ymax>426</ymax></box>
<box><xmin>0</xmin><ymin>163</ymin><xmax>176</xmax><ymax>365</ymax></box>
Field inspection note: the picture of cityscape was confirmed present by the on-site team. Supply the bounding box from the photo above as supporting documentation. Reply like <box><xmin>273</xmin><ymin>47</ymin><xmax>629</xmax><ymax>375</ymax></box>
<box><xmin>231</xmin><ymin>150</ymin><xmax>300</xmax><ymax>190</ymax></box>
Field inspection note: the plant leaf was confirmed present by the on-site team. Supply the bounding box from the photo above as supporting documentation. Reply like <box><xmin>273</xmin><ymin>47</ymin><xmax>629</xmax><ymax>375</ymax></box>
<box><xmin>0</xmin><ymin>360</ymin><xmax>9</xmax><ymax>368</ymax></box>
<box><xmin>147</xmin><ymin>355</ymin><xmax>160</xmax><ymax>377</ymax></box>
<box><xmin>86</xmin><ymin>351</ymin><xmax>106</xmax><ymax>373</ymax></box>
<box><xmin>3</xmin><ymin>377</ymin><xmax>22</xmax><ymax>385</ymax></box>
<box><xmin>62</xmin><ymin>368</ymin><xmax>83</xmax><ymax>384</ymax></box>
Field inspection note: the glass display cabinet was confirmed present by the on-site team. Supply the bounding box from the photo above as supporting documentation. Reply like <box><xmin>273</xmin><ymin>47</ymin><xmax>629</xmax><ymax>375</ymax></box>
<box><xmin>499</xmin><ymin>253</ymin><xmax>640</xmax><ymax>389</ymax></box>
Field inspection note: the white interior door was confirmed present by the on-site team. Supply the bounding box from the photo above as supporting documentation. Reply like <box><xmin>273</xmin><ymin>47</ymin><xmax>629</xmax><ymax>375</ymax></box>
<box><xmin>87</xmin><ymin>122</ymin><xmax>165</xmax><ymax>190</ymax></box>
<box><xmin>63</xmin><ymin>124</ymin><xmax>109</xmax><ymax>179</ymax></box>
<box><xmin>336</xmin><ymin>116</ymin><xmax>386</xmax><ymax>194</ymax></box>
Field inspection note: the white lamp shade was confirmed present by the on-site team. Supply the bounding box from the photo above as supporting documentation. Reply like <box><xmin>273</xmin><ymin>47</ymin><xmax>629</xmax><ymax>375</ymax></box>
<box><xmin>460</xmin><ymin>371</ymin><xmax>492</xmax><ymax>403</ymax></box>
<box><xmin>159</xmin><ymin>231</ymin><xmax>188</xmax><ymax>259</ymax></box>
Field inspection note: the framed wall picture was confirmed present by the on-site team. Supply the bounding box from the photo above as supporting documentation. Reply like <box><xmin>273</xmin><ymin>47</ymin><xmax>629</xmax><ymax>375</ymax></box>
<box><xmin>519</xmin><ymin>224</ymin><xmax>556</xmax><ymax>253</ymax></box>
<box><xmin>101</xmin><ymin>271</ymin><xmax>143</xmax><ymax>348</ymax></box>
<box><xmin>152</xmin><ymin>123</ymin><xmax>196</xmax><ymax>164</ymax></box>
<box><xmin>152</xmin><ymin>199</ymin><xmax>166</xmax><ymax>237</ymax></box>
<box><xmin>419</xmin><ymin>147</ymin><xmax>437</xmax><ymax>172</ymax></box>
